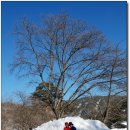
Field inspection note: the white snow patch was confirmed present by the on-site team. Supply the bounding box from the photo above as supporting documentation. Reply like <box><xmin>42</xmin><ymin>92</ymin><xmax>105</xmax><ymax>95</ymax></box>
<box><xmin>33</xmin><ymin>116</ymin><xmax>110</xmax><ymax>130</ymax></box>
<box><xmin>85</xmin><ymin>102</ymin><xmax>88</xmax><ymax>105</ymax></box>
<box><xmin>77</xmin><ymin>103</ymin><xmax>81</xmax><ymax>108</ymax></box>
<box><xmin>122</xmin><ymin>109</ymin><xmax>126</xmax><ymax>112</ymax></box>
<box><xmin>121</xmin><ymin>121</ymin><xmax>127</xmax><ymax>126</ymax></box>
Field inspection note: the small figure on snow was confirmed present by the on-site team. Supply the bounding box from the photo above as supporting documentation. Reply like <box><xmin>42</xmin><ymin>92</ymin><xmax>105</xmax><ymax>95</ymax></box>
<box><xmin>64</xmin><ymin>122</ymin><xmax>70</xmax><ymax>130</ymax></box>
<box><xmin>69</xmin><ymin>122</ymin><xmax>76</xmax><ymax>130</ymax></box>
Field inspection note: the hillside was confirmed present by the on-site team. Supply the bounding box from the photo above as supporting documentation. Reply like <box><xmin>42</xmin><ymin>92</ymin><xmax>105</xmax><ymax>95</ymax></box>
<box><xmin>1</xmin><ymin>96</ymin><xmax>127</xmax><ymax>130</ymax></box>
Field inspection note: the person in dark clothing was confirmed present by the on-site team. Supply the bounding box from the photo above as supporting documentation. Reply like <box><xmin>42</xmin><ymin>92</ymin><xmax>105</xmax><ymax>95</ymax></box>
<box><xmin>64</xmin><ymin>122</ymin><xmax>70</xmax><ymax>130</ymax></box>
<box><xmin>69</xmin><ymin>122</ymin><xmax>76</xmax><ymax>130</ymax></box>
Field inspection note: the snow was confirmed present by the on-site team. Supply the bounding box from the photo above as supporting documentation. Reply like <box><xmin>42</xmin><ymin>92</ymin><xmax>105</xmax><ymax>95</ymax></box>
<box><xmin>33</xmin><ymin>116</ymin><xmax>109</xmax><ymax>130</ymax></box>
<box><xmin>33</xmin><ymin>117</ymin><xmax>127</xmax><ymax>130</ymax></box>
<box><xmin>122</xmin><ymin>109</ymin><xmax>126</xmax><ymax>112</ymax></box>
<box><xmin>77</xmin><ymin>103</ymin><xmax>81</xmax><ymax>108</ymax></box>
<box><xmin>85</xmin><ymin>102</ymin><xmax>88</xmax><ymax>105</ymax></box>
<box><xmin>121</xmin><ymin>121</ymin><xmax>127</xmax><ymax>126</ymax></box>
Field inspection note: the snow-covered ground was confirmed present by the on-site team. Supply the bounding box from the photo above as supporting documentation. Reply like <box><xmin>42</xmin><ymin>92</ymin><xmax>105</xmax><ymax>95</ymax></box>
<box><xmin>33</xmin><ymin>116</ymin><xmax>127</xmax><ymax>130</ymax></box>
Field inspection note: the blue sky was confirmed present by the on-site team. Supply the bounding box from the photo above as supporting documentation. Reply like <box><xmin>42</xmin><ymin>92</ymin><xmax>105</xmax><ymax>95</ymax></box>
<box><xmin>2</xmin><ymin>1</ymin><xmax>127</xmax><ymax>102</ymax></box>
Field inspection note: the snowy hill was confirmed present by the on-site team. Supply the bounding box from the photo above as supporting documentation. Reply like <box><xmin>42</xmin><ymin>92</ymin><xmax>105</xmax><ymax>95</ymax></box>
<box><xmin>33</xmin><ymin>116</ymin><xmax>114</xmax><ymax>130</ymax></box>
<box><xmin>33</xmin><ymin>117</ymin><xmax>127</xmax><ymax>130</ymax></box>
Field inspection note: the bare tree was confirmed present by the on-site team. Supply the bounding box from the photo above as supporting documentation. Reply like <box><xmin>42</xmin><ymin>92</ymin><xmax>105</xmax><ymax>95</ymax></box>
<box><xmin>106</xmin><ymin>96</ymin><xmax>127</xmax><ymax>128</ymax></box>
<box><xmin>95</xmin><ymin>46</ymin><xmax>127</xmax><ymax>124</ymax></box>
<box><xmin>10</xmin><ymin>13</ymin><xmax>125</xmax><ymax>119</ymax></box>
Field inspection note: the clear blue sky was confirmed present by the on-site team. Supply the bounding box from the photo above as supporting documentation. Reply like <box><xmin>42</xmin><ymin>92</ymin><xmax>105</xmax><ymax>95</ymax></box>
<box><xmin>2</xmin><ymin>1</ymin><xmax>127</xmax><ymax>102</ymax></box>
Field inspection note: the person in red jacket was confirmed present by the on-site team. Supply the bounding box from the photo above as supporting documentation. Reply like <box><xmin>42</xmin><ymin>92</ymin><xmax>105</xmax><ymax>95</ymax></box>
<box><xmin>64</xmin><ymin>122</ymin><xmax>70</xmax><ymax>130</ymax></box>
